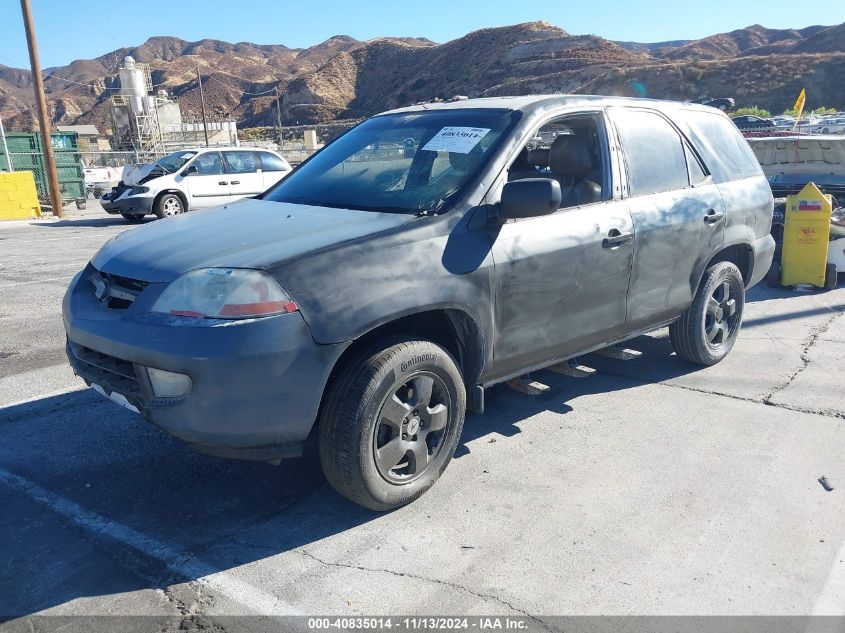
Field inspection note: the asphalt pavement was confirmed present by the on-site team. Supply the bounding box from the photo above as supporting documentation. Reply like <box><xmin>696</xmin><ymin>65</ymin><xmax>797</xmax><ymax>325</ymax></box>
<box><xmin>1</xmin><ymin>203</ymin><xmax>844</xmax><ymax>630</ymax></box>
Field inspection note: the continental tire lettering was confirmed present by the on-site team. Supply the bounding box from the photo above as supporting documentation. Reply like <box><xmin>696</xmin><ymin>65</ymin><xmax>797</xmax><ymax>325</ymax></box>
<box><xmin>401</xmin><ymin>353</ymin><xmax>436</xmax><ymax>372</ymax></box>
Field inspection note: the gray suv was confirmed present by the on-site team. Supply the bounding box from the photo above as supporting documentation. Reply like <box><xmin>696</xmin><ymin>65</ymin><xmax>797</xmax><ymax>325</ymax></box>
<box><xmin>63</xmin><ymin>96</ymin><xmax>775</xmax><ymax>510</ymax></box>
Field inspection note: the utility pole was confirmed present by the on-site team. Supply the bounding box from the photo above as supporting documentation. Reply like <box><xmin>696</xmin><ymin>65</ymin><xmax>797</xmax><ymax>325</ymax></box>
<box><xmin>274</xmin><ymin>87</ymin><xmax>283</xmax><ymax>150</ymax></box>
<box><xmin>20</xmin><ymin>0</ymin><xmax>63</xmax><ymax>217</ymax></box>
<box><xmin>0</xmin><ymin>115</ymin><xmax>12</xmax><ymax>172</ymax></box>
<box><xmin>196</xmin><ymin>63</ymin><xmax>209</xmax><ymax>147</ymax></box>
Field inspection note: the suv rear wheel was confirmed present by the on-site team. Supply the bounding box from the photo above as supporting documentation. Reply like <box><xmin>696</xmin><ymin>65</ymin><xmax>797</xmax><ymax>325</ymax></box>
<box><xmin>319</xmin><ymin>338</ymin><xmax>466</xmax><ymax>511</ymax></box>
<box><xmin>670</xmin><ymin>262</ymin><xmax>745</xmax><ymax>366</ymax></box>
<box><xmin>154</xmin><ymin>193</ymin><xmax>185</xmax><ymax>219</ymax></box>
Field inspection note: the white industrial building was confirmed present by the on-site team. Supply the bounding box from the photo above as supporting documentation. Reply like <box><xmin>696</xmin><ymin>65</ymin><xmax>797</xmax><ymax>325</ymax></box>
<box><xmin>110</xmin><ymin>56</ymin><xmax>238</xmax><ymax>152</ymax></box>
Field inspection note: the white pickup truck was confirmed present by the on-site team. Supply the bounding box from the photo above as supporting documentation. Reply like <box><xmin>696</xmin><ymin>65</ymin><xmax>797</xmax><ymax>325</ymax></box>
<box><xmin>82</xmin><ymin>164</ymin><xmax>124</xmax><ymax>198</ymax></box>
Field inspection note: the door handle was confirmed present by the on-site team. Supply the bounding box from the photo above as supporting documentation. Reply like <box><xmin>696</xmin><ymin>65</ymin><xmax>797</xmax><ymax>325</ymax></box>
<box><xmin>218</xmin><ymin>181</ymin><xmax>229</xmax><ymax>185</ymax></box>
<box><xmin>602</xmin><ymin>229</ymin><xmax>633</xmax><ymax>248</ymax></box>
<box><xmin>704</xmin><ymin>208</ymin><xmax>725</xmax><ymax>224</ymax></box>
<box><xmin>230</xmin><ymin>180</ymin><xmax>241</xmax><ymax>185</ymax></box>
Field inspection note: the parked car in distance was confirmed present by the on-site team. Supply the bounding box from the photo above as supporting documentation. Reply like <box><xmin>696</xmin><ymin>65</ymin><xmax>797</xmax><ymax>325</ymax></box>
<box><xmin>693</xmin><ymin>97</ymin><xmax>735</xmax><ymax>112</ymax></box>
<box><xmin>809</xmin><ymin>117</ymin><xmax>845</xmax><ymax>135</ymax></box>
<box><xmin>101</xmin><ymin>147</ymin><xmax>292</xmax><ymax>222</ymax></box>
<box><xmin>770</xmin><ymin>116</ymin><xmax>796</xmax><ymax>128</ymax></box>
<box><xmin>64</xmin><ymin>95</ymin><xmax>774</xmax><ymax>510</ymax></box>
<box><xmin>731</xmin><ymin>115</ymin><xmax>776</xmax><ymax>131</ymax></box>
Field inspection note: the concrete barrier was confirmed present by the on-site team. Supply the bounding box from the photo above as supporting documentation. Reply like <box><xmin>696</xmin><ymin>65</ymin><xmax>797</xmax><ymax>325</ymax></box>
<box><xmin>0</xmin><ymin>171</ymin><xmax>41</xmax><ymax>220</ymax></box>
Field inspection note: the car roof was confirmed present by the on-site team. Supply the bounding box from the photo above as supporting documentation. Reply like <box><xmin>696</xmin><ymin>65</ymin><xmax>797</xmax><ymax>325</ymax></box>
<box><xmin>378</xmin><ymin>94</ymin><xmax>721</xmax><ymax>117</ymax></box>
<box><xmin>176</xmin><ymin>147</ymin><xmax>278</xmax><ymax>154</ymax></box>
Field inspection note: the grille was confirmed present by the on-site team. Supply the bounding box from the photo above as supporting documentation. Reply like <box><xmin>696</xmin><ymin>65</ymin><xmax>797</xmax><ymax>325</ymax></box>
<box><xmin>68</xmin><ymin>342</ymin><xmax>141</xmax><ymax>401</ymax></box>
<box><xmin>89</xmin><ymin>269</ymin><xmax>149</xmax><ymax>310</ymax></box>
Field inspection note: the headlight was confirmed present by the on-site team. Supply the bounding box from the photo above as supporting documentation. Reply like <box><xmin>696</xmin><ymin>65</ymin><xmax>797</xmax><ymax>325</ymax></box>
<box><xmin>151</xmin><ymin>268</ymin><xmax>297</xmax><ymax>319</ymax></box>
<box><xmin>128</xmin><ymin>186</ymin><xmax>150</xmax><ymax>196</ymax></box>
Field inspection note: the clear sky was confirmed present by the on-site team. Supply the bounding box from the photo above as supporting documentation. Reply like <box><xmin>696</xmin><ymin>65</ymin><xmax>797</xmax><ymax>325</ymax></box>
<box><xmin>0</xmin><ymin>0</ymin><xmax>843</xmax><ymax>69</ymax></box>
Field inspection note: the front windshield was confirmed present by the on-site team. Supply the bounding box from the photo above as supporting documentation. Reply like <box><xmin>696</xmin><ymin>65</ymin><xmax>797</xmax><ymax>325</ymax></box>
<box><xmin>156</xmin><ymin>151</ymin><xmax>197</xmax><ymax>174</ymax></box>
<box><xmin>264</xmin><ymin>109</ymin><xmax>519</xmax><ymax>214</ymax></box>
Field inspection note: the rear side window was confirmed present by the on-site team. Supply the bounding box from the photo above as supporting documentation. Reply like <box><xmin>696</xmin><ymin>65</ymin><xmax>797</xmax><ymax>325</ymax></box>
<box><xmin>678</xmin><ymin>109</ymin><xmax>763</xmax><ymax>183</ymax></box>
<box><xmin>612</xmin><ymin>108</ymin><xmax>688</xmax><ymax>196</ymax></box>
<box><xmin>193</xmin><ymin>152</ymin><xmax>224</xmax><ymax>176</ymax></box>
<box><xmin>259</xmin><ymin>152</ymin><xmax>288</xmax><ymax>172</ymax></box>
<box><xmin>223</xmin><ymin>151</ymin><xmax>260</xmax><ymax>174</ymax></box>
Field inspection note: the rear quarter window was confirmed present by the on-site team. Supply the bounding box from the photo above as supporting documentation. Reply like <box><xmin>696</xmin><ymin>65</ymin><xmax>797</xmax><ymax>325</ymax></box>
<box><xmin>259</xmin><ymin>152</ymin><xmax>289</xmax><ymax>172</ymax></box>
<box><xmin>678</xmin><ymin>109</ymin><xmax>763</xmax><ymax>183</ymax></box>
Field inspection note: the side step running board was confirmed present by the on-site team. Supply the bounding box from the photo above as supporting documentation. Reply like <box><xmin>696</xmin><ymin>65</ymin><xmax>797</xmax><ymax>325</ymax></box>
<box><xmin>506</xmin><ymin>375</ymin><xmax>550</xmax><ymax>396</ymax></box>
<box><xmin>595</xmin><ymin>344</ymin><xmax>642</xmax><ymax>360</ymax></box>
<box><xmin>548</xmin><ymin>358</ymin><xmax>596</xmax><ymax>378</ymax></box>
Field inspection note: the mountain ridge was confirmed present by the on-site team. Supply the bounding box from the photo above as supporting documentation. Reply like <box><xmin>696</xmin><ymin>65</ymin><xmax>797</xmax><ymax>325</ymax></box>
<box><xmin>1</xmin><ymin>21</ymin><xmax>842</xmax><ymax>133</ymax></box>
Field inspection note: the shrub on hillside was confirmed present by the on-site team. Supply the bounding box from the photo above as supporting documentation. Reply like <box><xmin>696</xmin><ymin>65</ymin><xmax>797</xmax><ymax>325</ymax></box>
<box><xmin>732</xmin><ymin>106</ymin><xmax>771</xmax><ymax>118</ymax></box>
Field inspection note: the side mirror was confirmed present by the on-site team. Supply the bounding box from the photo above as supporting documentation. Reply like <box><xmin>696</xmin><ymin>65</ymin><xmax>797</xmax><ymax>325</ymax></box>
<box><xmin>499</xmin><ymin>178</ymin><xmax>561</xmax><ymax>219</ymax></box>
<box><xmin>181</xmin><ymin>165</ymin><xmax>198</xmax><ymax>176</ymax></box>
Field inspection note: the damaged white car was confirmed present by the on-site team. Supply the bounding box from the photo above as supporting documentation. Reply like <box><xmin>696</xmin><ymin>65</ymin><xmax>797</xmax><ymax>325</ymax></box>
<box><xmin>101</xmin><ymin>147</ymin><xmax>292</xmax><ymax>222</ymax></box>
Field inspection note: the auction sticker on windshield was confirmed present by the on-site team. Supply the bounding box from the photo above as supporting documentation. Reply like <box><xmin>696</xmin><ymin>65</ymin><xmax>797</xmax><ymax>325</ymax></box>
<box><xmin>421</xmin><ymin>127</ymin><xmax>491</xmax><ymax>154</ymax></box>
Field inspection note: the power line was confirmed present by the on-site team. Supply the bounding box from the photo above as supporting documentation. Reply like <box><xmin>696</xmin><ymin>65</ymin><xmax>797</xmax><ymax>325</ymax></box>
<box><xmin>207</xmin><ymin>74</ymin><xmax>278</xmax><ymax>96</ymax></box>
<box><xmin>41</xmin><ymin>72</ymin><xmax>120</xmax><ymax>90</ymax></box>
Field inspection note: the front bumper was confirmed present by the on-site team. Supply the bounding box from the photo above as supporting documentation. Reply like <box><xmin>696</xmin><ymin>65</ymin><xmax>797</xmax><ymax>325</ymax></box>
<box><xmin>101</xmin><ymin>191</ymin><xmax>156</xmax><ymax>215</ymax></box>
<box><xmin>63</xmin><ymin>266</ymin><xmax>348</xmax><ymax>460</ymax></box>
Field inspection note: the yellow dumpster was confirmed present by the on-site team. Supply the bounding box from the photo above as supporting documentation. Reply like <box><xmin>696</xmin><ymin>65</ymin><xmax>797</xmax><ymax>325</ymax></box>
<box><xmin>0</xmin><ymin>171</ymin><xmax>42</xmax><ymax>221</ymax></box>
<box><xmin>780</xmin><ymin>182</ymin><xmax>832</xmax><ymax>288</ymax></box>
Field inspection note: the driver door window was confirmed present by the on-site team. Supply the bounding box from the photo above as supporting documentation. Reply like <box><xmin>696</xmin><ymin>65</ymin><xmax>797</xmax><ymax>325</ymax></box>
<box><xmin>506</xmin><ymin>115</ymin><xmax>608</xmax><ymax>208</ymax></box>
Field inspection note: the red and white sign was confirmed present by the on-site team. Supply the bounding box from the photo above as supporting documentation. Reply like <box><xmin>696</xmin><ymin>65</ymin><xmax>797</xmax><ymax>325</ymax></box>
<box><xmin>797</xmin><ymin>199</ymin><xmax>823</xmax><ymax>211</ymax></box>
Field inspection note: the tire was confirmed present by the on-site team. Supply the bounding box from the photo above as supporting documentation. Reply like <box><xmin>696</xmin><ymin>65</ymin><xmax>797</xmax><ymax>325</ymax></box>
<box><xmin>670</xmin><ymin>262</ymin><xmax>745</xmax><ymax>366</ymax></box>
<box><xmin>767</xmin><ymin>262</ymin><xmax>782</xmax><ymax>288</ymax></box>
<box><xmin>319</xmin><ymin>338</ymin><xmax>466</xmax><ymax>511</ymax></box>
<box><xmin>825</xmin><ymin>263</ymin><xmax>838</xmax><ymax>291</ymax></box>
<box><xmin>154</xmin><ymin>193</ymin><xmax>185</xmax><ymax>219</ymax></box>
<box><xmin>121</xmin><ymin>213</ymin><xmax>145</xmax><ymax>223</ymax></box>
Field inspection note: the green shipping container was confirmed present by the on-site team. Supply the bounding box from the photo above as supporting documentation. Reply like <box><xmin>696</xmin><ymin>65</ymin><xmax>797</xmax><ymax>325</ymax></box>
<box><xmin>0</xmin><ymin>131</ymin><xmax>85</xmax><ymax>201</ymax></box>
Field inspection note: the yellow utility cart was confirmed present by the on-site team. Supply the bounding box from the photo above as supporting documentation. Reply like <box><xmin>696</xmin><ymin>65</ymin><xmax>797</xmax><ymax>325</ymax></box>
<box><xmin>768</xmin><ymin>182</ymin><xmax>838</xmax><ymax>290</ymax></box>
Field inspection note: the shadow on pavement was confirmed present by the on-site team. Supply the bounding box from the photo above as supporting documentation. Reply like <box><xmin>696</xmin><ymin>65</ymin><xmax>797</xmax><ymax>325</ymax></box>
<box><xmin>29</xmin><ymin>217</ymin><xmax>152</xmax><ymax>229</ymax></box>
<box><xmin>0</xmin><ymin>345</ymin><xmax>690</xmax><ymax>619</ymax></box>
<box><xmin>0</xmin><ymin>304</ymin><xmax>821</xmax><ymax>618</ymax></box>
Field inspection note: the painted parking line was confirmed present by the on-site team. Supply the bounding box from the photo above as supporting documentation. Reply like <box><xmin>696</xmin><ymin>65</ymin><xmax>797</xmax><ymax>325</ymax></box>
<box><xmin>0</xmin><ymin>233</ymin><xmax>121</xmax><ymax>243</ymax></box>
<box><xmin>0</xmin><ymin>365</ymin><xmax>81</xmax><ymax>408</ymax></box>
<box><xmin>813</xmin><ymin>537</ymin><xmax>845</xmax><ymax>616</ymax></box>
<box><xmin>0</xmin><ymin>467</ymin><xmax>298</xmax><ymax>615</ymax></box>
<box><xmin>0</xmin><ymin>276</ymin><xmax>73</xmax><ymax>290</ymax></box>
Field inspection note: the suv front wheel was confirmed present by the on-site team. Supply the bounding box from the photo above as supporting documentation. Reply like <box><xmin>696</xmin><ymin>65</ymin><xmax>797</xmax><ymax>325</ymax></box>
<box><xmin>670</xmin><ymin>262</ymin><xmax>745</xmax><ymax>366</ymax></box>
<box><xmin>319</xmin><ymin>338</ymin><xmax>466</xmax><ymax>511</ymax></box>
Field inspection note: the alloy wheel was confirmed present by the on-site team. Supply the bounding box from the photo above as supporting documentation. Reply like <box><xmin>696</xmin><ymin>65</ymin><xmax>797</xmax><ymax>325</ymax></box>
<box><xmin>373</xmin><ymin>373</ymin><xmax>451</xmax><ymax>484</ymax></box>
<box><xmin>705</xmin><ymin>280</ymin><xmax>740</xmax><ymax>347</ymax></box>
<box><xmin>162</xmin><ymin>197</ymin><xmax>183</xmax><ymax>216</ymax></box>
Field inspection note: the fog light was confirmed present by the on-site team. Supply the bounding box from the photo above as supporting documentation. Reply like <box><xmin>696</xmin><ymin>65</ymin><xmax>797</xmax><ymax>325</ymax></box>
<box><xmin>147</xmin><ymin>367</ymin><xmax>191</xmax><ymax>398</ymax></box>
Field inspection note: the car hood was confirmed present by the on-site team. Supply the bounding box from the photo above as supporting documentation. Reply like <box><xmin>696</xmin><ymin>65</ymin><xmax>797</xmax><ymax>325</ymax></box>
<box><xmin>91</xmin><ymin>198</ymin><xmax>413</xmax><ymax>282</ymax></box>
<box><xmin>122</xmin><ymin>163</ymin><xmax>163</xmax><ymax>186</ymax></box>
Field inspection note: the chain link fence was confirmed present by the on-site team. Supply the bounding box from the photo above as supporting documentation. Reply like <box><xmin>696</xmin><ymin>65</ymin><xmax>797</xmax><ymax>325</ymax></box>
<box><xmin>5</xmin><ymin>145</ymin><xmax>319</xmax><ymax>201</ymax></box>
